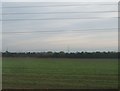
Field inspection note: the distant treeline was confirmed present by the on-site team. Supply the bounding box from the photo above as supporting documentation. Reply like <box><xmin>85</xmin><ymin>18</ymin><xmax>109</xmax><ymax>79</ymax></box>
<box><xmin>2</xmin><ymin>51</ymin><xmax>119</xmax><ymax>58</ymax></box>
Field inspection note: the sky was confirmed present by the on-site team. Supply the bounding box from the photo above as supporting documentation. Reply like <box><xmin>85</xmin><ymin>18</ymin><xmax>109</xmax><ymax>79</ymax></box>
<box><xmin>1</xmin><ymin>0</ymin><xmax>119</xmax><ymax>2</ymax></box>
<box><xmin>1</xmin><ymin>1</ymin><xmax>118</xmax><ymax>52</ymax></box>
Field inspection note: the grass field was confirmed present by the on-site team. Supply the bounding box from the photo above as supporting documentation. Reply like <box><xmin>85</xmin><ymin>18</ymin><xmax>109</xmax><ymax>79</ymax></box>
<box><xmin>2</xmin><ymin>58</ymin><xmax>118</xmax><ymax>89</ymax></box>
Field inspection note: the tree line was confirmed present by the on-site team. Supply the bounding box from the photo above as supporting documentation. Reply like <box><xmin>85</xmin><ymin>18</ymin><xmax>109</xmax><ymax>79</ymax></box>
<box><xmin>2</xmin><ymin>51</ymin><xmax>119</xmax><ymax>58</ymax></box>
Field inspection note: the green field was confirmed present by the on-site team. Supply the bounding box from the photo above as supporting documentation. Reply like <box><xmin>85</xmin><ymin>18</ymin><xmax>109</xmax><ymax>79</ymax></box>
<box><xmin>2</xmin><ymin>58</ymin><xmax>118</xmax><ymax>89</ymax></box>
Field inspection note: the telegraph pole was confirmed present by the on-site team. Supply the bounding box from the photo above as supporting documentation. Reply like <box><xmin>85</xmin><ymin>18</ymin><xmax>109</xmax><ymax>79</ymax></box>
<box><xmin>67</xmin><ymin>46</ymin><xmax>70</xmax><ymax>53</ymax></box>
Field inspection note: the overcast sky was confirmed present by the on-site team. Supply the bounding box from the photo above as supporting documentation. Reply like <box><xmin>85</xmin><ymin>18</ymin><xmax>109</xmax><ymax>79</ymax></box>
<box><xmin>1</xmin><ymin>0</ymin><xmax>119</xmax><ymax>2</ymax></box>
<box><xmin>2</xmin><ymin>2</ymin><xmax>118</xmax><ymax>52</ymax></box>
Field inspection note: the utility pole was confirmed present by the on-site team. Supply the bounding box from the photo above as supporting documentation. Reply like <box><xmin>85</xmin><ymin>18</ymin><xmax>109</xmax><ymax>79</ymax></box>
<box><xmin>6</xmin><ymin>47</ymin><xmax>9</xmax><ymax>52</ymax></box>
<box><xmin>67</xmin><ymin>46</ymin><xmax>70</xmax><ymax>53</ymax></box>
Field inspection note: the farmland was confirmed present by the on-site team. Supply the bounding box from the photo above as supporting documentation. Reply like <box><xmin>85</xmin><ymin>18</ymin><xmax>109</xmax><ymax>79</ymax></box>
<box><xmin>2</xmin><ymin>58</ymin><xmax>118</xmax><ymax>89</ymax></box>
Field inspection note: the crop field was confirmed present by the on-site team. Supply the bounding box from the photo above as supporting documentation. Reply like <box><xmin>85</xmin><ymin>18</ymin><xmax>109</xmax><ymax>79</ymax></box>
<box><xmin>2</xmin><ymin>58</ymin><xmax>118</xmax><ymax>89</ymax></box>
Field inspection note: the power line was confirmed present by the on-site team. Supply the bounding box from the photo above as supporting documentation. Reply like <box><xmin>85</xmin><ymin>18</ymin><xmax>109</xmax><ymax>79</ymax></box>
<box><xmin>1</xmin><ymin>4</ymin><xmax>117</xmax><ymax>8</ymax></box>
<box><xmin>1</xmin><ymin>11</ymin><xmax>118</xmax><ymax>15</ymax></box>
<box><xmin>2</xmin><ymin>28</ymin><xmax>117</xmax><ymax>34</ymax></box>
<box><xmin>1</xmin><ymin>17</ymin><xmax>118</xmax><ymax>21</ymax></box>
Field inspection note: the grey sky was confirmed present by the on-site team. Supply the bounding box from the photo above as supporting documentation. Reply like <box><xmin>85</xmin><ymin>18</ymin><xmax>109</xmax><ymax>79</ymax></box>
<box><xmin>2</xmin><ymin>2</ymin><xmax>118</xmax><ymax>52</ymax></box>
<box><xmin>1</xmin><ymin>0</ymin><xmax>119</xmax><ymax>2</ymax></box>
